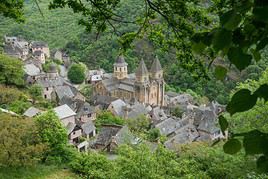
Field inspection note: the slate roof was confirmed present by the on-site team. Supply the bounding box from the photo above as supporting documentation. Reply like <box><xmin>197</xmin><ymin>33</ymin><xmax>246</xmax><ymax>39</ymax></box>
<box><xmin>66</xmin><ymin>122</ymin><xmax>76</xmax><ymax>135</ymax></box>
<box><xmin>36</xmin><ymin>77</ymin><xmax>65</xmax><ymax>88</ymax></box>
<box><xmin>95</xmin><ymin>125</ymin><xmax>137</xmax><ymax>147</ymax></box>
<box><xmin>114</xmin><ymin>55</ymin><xmax>128</xmax><ymax>67</ymax></box>
<box><xmin>151</xmin><ymin>106</ymin><xmax>167</xmax><ymax>124</ymax></box>
<box><xmin>55</xmin><ymin>86</ymin><xmax>75</xmax><ymax>100</ymax></box>
<box><xmin>81</xmin><ymin>121</ymin><xmax>96</xmax><ymax>135</ymax></box>
<box><xmin>150</xmin><ymin>56</ymin><xmax>162</xmax><ymax>72</ymax></box>
<box><xmin>101</xmin><ymin>78</ymin><xmax>135</xmax><ymax>93</ymax></box>
<box><xmin>31</xmin><ymin>41</ymin><xmax>48</xmax><ymax>48</ymax></box>
<box><xmin>76</xmin><ymin>102</ymin><xmax>95</xmax><ymax>118</ymax></box>
<box><xmin>23</xmin><ymin>107</ymin><xmax>42</xmax><ymax>117</ymax></box>
<box><xmin>127</xmin><ymin>103</ymin><xmax>148</xmax><ymax>119</ymax></box>
<box><xmin>164</xmin><ymin>124</ymin><xmax>199</xmax><ymax>149</ymax></box>
<box><xmin>136</xmin><ymin>59</ymin><xmax>148</xmax><ymax>76</ymax></box>
<box><xmin>95</xmin><ymin>125</ymin><xmax>122</xmax><ymax>146</ymax></box>
<box><xmin>91</xmin><ymin>95</ymin><xmax>116</xmax><ymax>109</ymax></box>
<box><xmin>155</xmin><ymin>118</ymin><xmax>179</xmax><ymax>136</ymax></box>
<box><xmin>53</xmin><ymin>104</ymin><xmax>76</xmax><ymax>119</ymax></box>
<box><xmin>110</xmin><ymin>99</ymin><xmax>126</xmax><ymax>116</ymax></box>
<box><xmin>24</xmin><ymin>64</ymin><xmax>41</xmax><ymax>76</ymax></box>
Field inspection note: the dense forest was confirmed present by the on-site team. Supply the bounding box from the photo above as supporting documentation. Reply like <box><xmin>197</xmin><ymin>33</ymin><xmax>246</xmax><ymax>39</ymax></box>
<box><xmin>1</xmin><ymin>0</ymin><xmax>268</xmax><ymax>178</ymax></box>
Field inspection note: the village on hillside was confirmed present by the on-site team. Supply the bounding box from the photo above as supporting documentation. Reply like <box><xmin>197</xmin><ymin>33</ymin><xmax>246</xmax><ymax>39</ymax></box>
<box><xmin>1</xmin><ymin>35</ymin><xmax>226</xmax><ymax>152</ymax></box>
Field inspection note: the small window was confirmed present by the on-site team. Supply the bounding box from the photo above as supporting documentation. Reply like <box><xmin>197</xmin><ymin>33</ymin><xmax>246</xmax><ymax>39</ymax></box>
<box><xmin>87</xmin><ymin>114</ymin><xmax>91</xmax><ymax>117</ymax></box>
<box><xmin>44</xmin><ymin>94</ymin><xmax>47</xmax><ymax>99</ymax></box>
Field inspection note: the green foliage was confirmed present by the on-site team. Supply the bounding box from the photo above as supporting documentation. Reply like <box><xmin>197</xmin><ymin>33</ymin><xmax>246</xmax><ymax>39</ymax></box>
<box><xmin>0</xmin><ymin>54</ymin><xmax>25</xmax><ymax>87</ymax></box>
<box><xmin>70</xmin><ymin>152</ymin><xmax>115</xmax><ymax>179</ymax></box>
<box><xmin>223</xmin><ymin>139</ymin><xmax>242</xmax><ymax>155</ymax></box>
<box><xmin>214</xmin><ymin>65</ymin><xmax>227</xmax><ymax>80</ymax></box>
<box><xmin>34</xmin><ymin>110</ymin><xmax>69</xmax><ymax>163</ymax></box>
<box><xmin>170</xmin><ymin>106</ymin><xmax>183</xmax><ymax>118</ymax></box>
<box><xmin>0</xmin><ymin>1</ymin><xmax>83</xmax><ymax>49</ymax></box>
<box><xmin>0</xmin><ymin>0</ymin><xmax>24</xmax><ymax>22</ymax></box>
<box><xmin>147</xmin><ymin>128</ymin><xmax>160</xmax><ymax>142</ymax></box>
<box><xmin>71</xmin><ymin>143</ymin><xmax>261</xmax><ymax>178</ymax></box>
<box><xmin>79</xmin><ymin>84</ymin><xmax>93</xmax><ymax>99</ymax></box>
<box><xmin>67</xmin><ymin>63</ymin><xmax>86</xmax><ymax>84</ymax></box>
<box><xmin>0</xmin><ymin>113</ymin><xmax>45</xmax><ymax>167</ymax></box>
<box><xmin>9</xmin><ymin>100</ymin><xmax>31</xmax><ymax>114</ymax></box>
<box><xmin>28</xmin><ymin>84</ymin><xmax>42</xmax><ymax>104</ymax></box>
<box><xmin>0</xmin><ymin>85</ymin><xmax>27</xmax><ymax>105</ymax></box>
<box><xmin>127</xmin><ymin>114</ymin><xmax>150</xmax><ymax>133</ymax></box>
<box><xmin>0</xmin><ymin>164</ymin><xmax>79</xmax><ymax>179</ymax></box>
<box><xmin>95</xmin><ymin>111</ymin><xmax>125</xmax><ymax>130</ymax></box>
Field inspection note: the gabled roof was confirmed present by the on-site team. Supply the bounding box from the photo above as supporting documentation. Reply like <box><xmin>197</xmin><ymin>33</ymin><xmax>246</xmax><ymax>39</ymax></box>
<box><xmin>53</xmin><ymin>104</ymin><xmax>76</xmax><ymax>119</ymax></box>
<box><xmin>81</xmin><ymin>121</ymin><xmax>96</xmax><ymax>135</ymax></box>
<box><xmin>55</xmin><ymin>86</ymin><xmax>75</xmax><ymax>100</ymax></box>
<box><xmin>127</xmin><ymin>103</ymin><xmax>148</xmax><ymax>119</ymax></box>
<box><xmin>76</xmin><ymin>102</ymin><xmax>95</xmax><ymax>118</ymax></box>
<box><xmin>23</xmin><ymin>107</ymin><xmax>42</xmax><ymax>117</ymax></box>
<box><xmin>155</xmin><ymin>118</ymin><xmax>179</xmax><ymax>136</ymax></box>
<box><xmin>150</xmin><ymin>56</ymin><xmax>162</xmax><ymax>72</ymax></box>
<box><xmin>136</xmin><ymin>59</ymin><xmax>148</xmax><ymax>76</ymax></box>
<box><xmin>31</xmin><ymin>41</ymin><xmax>48</xmax><ymax>48</ymax></box>
<box><xmin>110</xmin><ymin>99</ymin><xmax>126</xmax><ymax>116</ymax></box>
<box><xmin>66</xmin><ymin>122</ymin><xmax>76</xmax><ymax>135</ymax></box>
<box><xmin>24</xmin><ymin>64</ymin><xmax>41</xmax><ymax>76</ymax></box>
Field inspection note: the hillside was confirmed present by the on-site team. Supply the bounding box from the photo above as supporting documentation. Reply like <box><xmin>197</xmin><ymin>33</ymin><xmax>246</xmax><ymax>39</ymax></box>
<box><xmin>0</xmin><ymin>1</ymin><xmax>83</xmax><ymax>48</ymax></box>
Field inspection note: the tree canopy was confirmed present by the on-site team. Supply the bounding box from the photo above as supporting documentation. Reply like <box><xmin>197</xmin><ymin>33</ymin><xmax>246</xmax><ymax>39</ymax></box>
<box><xmin>67</xmin><ymin>63</ymin><xmax>86</xmax><ymax>84</ymax></box>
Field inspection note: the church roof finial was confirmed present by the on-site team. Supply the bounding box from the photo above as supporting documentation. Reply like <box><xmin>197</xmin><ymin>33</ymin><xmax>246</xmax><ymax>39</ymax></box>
<box><xmin>150</xmin><ymin>55</ymin><xmax>162</xmax><ymax>72</ymax></box>
<box><xmin>136</xmin><ymin>58</ymin><xmax>148</xmax><ymax>76</ymax></box>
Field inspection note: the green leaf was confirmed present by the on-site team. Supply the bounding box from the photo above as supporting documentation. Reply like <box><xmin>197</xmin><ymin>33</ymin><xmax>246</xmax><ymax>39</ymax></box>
<box><xmin>257</xmin><ymin>156</ymin><xmax>268</xmax><ymax>172</ymax></box>
<box><xmin>226</xmin><ymin>89</ymin><xmax>257</xmax><ymax>115</ymax></box>
<box><xmin>220</xmin><ymin>10</ymin><xmax>242</xmax><ymax>30</ymax></box>
<box><xmin>253</xmin><ymin>6</ymin><xmax>268</xmax><ymax>23</ymax></box>
<box><xmin>214</xmin><ymin>65</ymin><xmax>227</xmax><ymax>80</ymax></box>
<box><xmin>227</xmin><ymin>47</ymin><xmax>252</xmax><ymax>71</ymax></box>
<box><xmin>256</xmin><ymin>37</ymin><xmax>268</xmax><ymax>51</ymax></box>
<box><xmin>192</xmin><ymin>42</ymin><xmax>207</xmax><ymax>53</ymax></box>
<box><xmin>252</xmin><ymin>49</ymin><xmax>261</xmax><ymax>62</ymax></box>
<box><xmin>243</xmin><ymin>130</ymin><xmax>268</xmax><ymax>155</ymax></box>
<box><xmin>223</xmin><ymin>139</ymin><xmax>242</xmax><ymax>155</ymax></box>
<box><xmin>212</xmin><ymin>29</ymin><xmax>232</xmax><ymax>52</ymax></box>
<box><xmin>219</xmin><ymin>115</ymin><xmax>228</xmax><ymax>133</ymax></box>
<box><xmin>254</xmin><ymin>84</ymin><xmax>268</xmax><ymax>101</ymax></box>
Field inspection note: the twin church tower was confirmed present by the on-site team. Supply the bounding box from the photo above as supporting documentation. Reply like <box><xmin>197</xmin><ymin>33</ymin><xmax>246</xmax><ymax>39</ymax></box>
<box><xmin>94</xmin><ymin>55</ymin><xmax>165</xmax><ymax>106</ymax></box>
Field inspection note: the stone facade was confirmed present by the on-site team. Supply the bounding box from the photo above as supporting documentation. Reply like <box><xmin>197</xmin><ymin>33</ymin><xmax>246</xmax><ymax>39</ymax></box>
<box><xmin>94</xmin><ymin>56</ymin><xmax>165</xmax><ymax>106</ymax></box>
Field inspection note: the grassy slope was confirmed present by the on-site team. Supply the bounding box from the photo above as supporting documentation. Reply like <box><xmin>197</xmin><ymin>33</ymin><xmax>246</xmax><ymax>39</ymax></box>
<box><xmin>0</xmin><ymin>1</ymin><xmax>83</xmax><ymax>49</ymax></box>
<box><xmin>0</xmin><ymin>165</ymin><xmax>79</xmax><ymax>179</ymax></box>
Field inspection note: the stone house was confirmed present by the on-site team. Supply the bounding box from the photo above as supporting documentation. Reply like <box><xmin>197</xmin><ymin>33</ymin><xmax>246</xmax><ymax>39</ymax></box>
<box><xmin>24</xmin><ymin>64</ymin><xmax>42</xmax><ymax>84</ymax></box>
<box><xmin>33</xmin><ymin>50</ymin><xmax>46</xmax><ymax>64</ymax></box>
<box><xmin>31</xmin><ymin>41</ymin><xmax>50</xmax><ymax>58</ymax></box>
<box><xmin>81</xmin><ymin>121</ymin><xmax>96</xmax><ymax>139</ymax></box>
<box><xmin>3</xmin><ymin>37</ymin><xmax>29</xmax><ymax>60</ymax></box>
<box><xmin>67</xmin><ymin>123</ymin><xmax>82</xmax><ymax>144</ymax></box>
<box><xmin>76</xmin><ymin>102</ymin><xmax>96</xmax><ymax>123</ymax></box>
<box><xmin>93</xmin><ymin>125</ymin><xmax>138</xmax><ymax>152</ymax></box>
<box><xmin>23</xmin><ymin>107</ymin><xmax>42</xmax><ymax>118</ymax></box>
<box><xmin>53</xmin><ymin>104</ymin><xmax>76</xmax><ymax>126</ymax></box>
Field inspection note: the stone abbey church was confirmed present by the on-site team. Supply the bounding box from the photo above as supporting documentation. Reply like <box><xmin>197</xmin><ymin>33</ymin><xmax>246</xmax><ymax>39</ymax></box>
<box><xmin>94</xmin><ymin>56</ymin><xmax>165</xmax><ymax>106</ymax></box>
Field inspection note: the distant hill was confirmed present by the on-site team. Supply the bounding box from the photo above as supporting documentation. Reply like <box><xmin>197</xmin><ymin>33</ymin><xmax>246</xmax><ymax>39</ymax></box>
<box><xmin>0</xmin><ymin>1</ymin><xmax>83</xmax><ymax>49</ymax></box>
